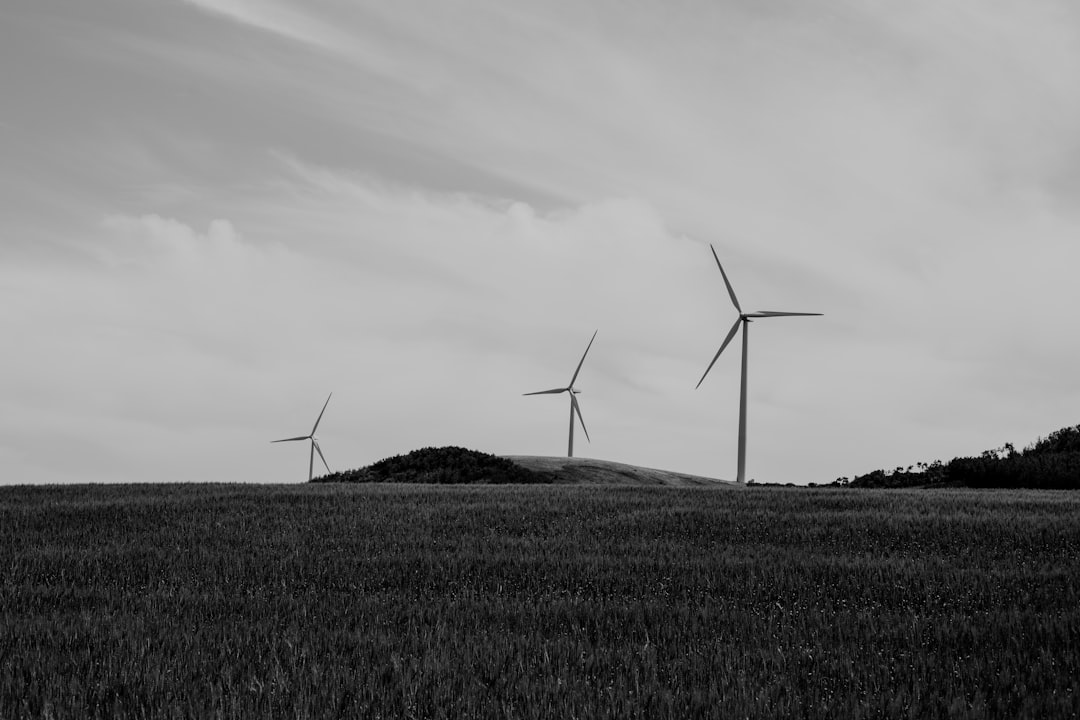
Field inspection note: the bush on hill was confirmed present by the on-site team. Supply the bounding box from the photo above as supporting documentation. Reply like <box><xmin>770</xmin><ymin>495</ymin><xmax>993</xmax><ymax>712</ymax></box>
<box><xmin>313</xmin><ymin>446</ymin><xmax>551</xmax><ymax>484</ymax></box>
<box><xmin>839</xmin><ymin>424</ymin><xmax>1080</xmax><ymax>489</ymax></box>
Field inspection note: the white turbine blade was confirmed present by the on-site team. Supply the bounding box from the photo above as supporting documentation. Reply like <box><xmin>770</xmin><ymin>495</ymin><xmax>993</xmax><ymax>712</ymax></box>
<box><xmin>710</xmin><ymin>245</ymin><xmax>742</xmax><ymax>314</ymax></box>
<box><xmin>570</xmin><ymin>393</ymin><xmax>590</xmax><ymax>443</ymax></box>
<box><xmin>752</xmin><ymin>311</ymin><xmax>823</xmax><ymax>317</ymax></box>
<box><xmin>568</xmin><ymin>330</ymin><xmax>598</xmax><ymax>388</ymax></box>
<box><xmin>312</xmin><ymin>439</ymin><xmax>331</xmax><ymax>474</ymax></box>
<box><xmin>524</xmin><ymin>387</ymin><xmax>568</xmax><ymax>396</ymax></box>
<box><xmin>696</xmin><ymin>318</ymin><xmax>742</xmax><ymax>389</ymax></box>
<box><xmin>271</xmin><ymin>435</ymin><xmax>310</xmax><ymax>443</ymax></box>
<box><xmin>311</xmin><ymin>393</ymin><xmax>332</xmax><ymax>434</ymax></box>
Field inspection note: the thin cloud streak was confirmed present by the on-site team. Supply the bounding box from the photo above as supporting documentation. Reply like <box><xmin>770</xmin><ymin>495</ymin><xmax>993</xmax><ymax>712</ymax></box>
<box><xmin>179</xmin><ymin>0</ymin><xmax>350</xmax><ymax>54</ymax></box>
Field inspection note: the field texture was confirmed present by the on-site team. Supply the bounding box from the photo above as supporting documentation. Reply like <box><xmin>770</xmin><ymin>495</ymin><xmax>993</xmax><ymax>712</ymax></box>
<box><xmin>1</xmin><ymin>484</ymin><xmax>1078</xmax><ymax>719</ymax></box>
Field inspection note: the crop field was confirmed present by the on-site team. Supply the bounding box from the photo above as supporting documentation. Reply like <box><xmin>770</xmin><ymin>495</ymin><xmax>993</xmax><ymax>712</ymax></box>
<box><xmin>1</xmin><ymin>484</ymin><xmax>1078</xmax><ymax>719</ymax></box>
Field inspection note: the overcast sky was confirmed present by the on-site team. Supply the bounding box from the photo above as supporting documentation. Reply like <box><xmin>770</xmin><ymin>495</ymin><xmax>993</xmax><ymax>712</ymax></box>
<box><xmin>3</xmin><ymin>0</ymin><xmax>1079</xmax><ymax>485</ymax></box>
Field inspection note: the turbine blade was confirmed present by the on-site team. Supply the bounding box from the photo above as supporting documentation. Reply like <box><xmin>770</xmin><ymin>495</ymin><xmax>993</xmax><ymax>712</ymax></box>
<box><xmin>570</xmin><ymin>393</ymin><xmax>590</xmax><ymax>443</ymax></box>
<box><xmin>696</xmin><ymin>318</ymin><xmax>742</xmax><ymax>389</ymax></box>
<box><xmin>311</xmin><ymin>393</ymin><xmax>332</xmax><ymax>434</ymax></box>
<box><xmin>752</xmin><ymin>311</ymin><xmax>823</xmax><ymax>317</ymax></box>
<box><xmin>524</xmin><ymin>388</ymin><xmax>568</xmax><ymax>396</ymax></box>
<box><xmin>710</xmin><ymin>245</ymin><xmax>741</xmax><ymax>313</ymax></box>
<box><xmin>271</xmin><ymin>435</ymin><xmax>310</xmax><ymax>443</ymax></box>
<box><xmin>568</xmin><ymin>330</ymin><xmax>598</xmax><ymax>388</ymax></box>
<box><xmin>312</xmin><ymin>439</ymin><xmax>331</xmax><ymax>474</ymax></box>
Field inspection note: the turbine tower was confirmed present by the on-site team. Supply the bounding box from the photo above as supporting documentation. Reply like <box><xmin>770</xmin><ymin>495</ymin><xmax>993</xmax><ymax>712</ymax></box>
<box><xmin>271</xmin><ymin>393</ymin><xmax>333</xmax><ymax>482</ymax></box>
<box><xmin>696</xmin><ymin>246</ymin><xmax>821</xmax><ymax>483</ymax></box>
<box><xmin>525</xmin><ymin>330</ymin><xmax>597</xmax><ymax>457</ymax></box>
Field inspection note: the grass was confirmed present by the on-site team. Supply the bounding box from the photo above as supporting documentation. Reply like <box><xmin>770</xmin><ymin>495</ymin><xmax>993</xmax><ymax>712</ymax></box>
<box><xmin>1</xmin><ymin>484</ymin><xmax>1078</xmax><ymax>718</ymax></box>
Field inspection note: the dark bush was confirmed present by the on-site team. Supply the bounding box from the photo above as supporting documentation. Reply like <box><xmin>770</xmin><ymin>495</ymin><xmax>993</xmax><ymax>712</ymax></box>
<box><xmin>313</xmin><ymin>446</ymin><xmax>552</xmax><ymax>484</ymax></box>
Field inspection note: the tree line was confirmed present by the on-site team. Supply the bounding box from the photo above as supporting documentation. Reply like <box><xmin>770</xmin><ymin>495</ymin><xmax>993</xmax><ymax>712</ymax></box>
<box><xmin>835</xmin><ymin>424</ymin><xmax>1080</xmax><ymax>489</ymax></box>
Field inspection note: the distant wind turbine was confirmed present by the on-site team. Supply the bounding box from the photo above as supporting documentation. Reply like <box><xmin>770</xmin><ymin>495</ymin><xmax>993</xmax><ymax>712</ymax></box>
<box><xmin>271</xmin><ymin>393</ymin><xmax>333</xmax><ymax>482</ymax></box>
<box><xmin>524</xmin><ymin>330</ymin><xmax>597</xmax><ymax>458</ymax></box>
<box><xmin>696</xmin><ymin>246</ymin><xmax>821</xmax><ymax>483</ymax></box>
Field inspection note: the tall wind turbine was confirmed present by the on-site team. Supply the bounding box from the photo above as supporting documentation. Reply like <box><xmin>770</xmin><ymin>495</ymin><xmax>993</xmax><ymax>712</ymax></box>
<box><xmin>271</xmin><ymin>393</ymin><xmax>333</xmax><ymax>482</ymax></box>
<box><xmin>696</xmin><ymin>246</ymin><xmax>821</xmax><ymax>483</ymax></box>
<box><xmin>524</xmin><ymin>330</ymin><xmax>597</xmax><ymax>457</ymax></box>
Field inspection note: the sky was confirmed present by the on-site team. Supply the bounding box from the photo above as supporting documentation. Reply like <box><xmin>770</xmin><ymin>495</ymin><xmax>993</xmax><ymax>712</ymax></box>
<box><xmin>2</xmin><ymin>0</ymin><xmax>1079</xmax><ymax>485</ymax></box>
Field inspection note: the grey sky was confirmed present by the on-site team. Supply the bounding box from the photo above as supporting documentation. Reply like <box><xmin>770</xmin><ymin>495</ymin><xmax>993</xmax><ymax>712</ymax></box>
<box><xmin>2</xmin><ymin>0</ymin><xmax>1079</xmax><ymax>484</ymax></box>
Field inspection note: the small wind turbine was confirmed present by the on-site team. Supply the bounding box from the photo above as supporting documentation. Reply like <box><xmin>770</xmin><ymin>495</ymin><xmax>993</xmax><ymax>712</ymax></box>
<box><xmin>696</xmin><ymin>246</ymin><xmax>821</xmax><ymax>483</ymax></box>
<box><xmin>524</xmin><ymin>330</ymin><xmax>597</xmax><ymax>458</ymax></box>
<box><xmin>271</xmin><ymin>393</ymin><xmax>333</xmax><ymax>482</ymax></box>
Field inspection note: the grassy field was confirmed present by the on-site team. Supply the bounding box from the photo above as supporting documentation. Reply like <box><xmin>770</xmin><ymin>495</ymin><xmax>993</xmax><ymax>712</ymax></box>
<box><xmin>1</xmin><ymin>484</ymin><xmax>1078</xmax><ymax>719</ymax></box>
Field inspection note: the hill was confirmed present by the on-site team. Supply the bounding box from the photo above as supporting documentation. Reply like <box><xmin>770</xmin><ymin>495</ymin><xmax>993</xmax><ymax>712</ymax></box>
<box><xmin>503</xmin><ymin>456</ymin><xmax>733</xmax><ymax>487</ymax></box>
<box><xmin>313</xmin><ymin>447</ymin><xmax>733</xmax><ymax>486</ymax></box>
<box><xmin>840</xmin><ymin>424</ymin><xmax>1080</xmax><ymax>489</ymax></box>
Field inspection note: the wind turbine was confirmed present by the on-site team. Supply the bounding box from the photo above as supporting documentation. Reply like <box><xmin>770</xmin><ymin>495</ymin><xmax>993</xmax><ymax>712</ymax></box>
<box><xmin>524</xmin><ymin>330</ymin><xmax>597</xmax><ymax>457</ymax></box>
<box><xmin>271</xmin><ymin>393</ymin><xmax>333</xmax><ymax>482</ymax></box>
<box><xmin>696</xmin><ymin>246</ymin><xmax>821</xmax><ymax>483</ymax></box>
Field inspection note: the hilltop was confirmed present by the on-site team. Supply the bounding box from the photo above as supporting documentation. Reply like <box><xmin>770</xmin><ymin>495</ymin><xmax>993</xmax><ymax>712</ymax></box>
<box><xmin>312</xmin><ymin>446</ymin><xmax>732</xmax><ymax>486</ymax></box>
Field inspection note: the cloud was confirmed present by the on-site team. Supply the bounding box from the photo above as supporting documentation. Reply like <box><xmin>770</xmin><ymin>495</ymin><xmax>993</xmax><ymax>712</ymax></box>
<box><xmin>4</xmin><ymin>0</ymin><xmax>1080</xmax><ymax>486</ymax></box>
<box><xmin>178</xmin><ymin>0</ymin><xmax>350</xmax><ymax>53</ymax></box>
<box><xmin>102</xmin><ymin>214</ymin><xmax>249</xmax><ymax>267</ymax></box>
<box><xmin>3</xmin><ymin>181</ymin><xmax>740</xmax><ymax>483</ymax></box>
